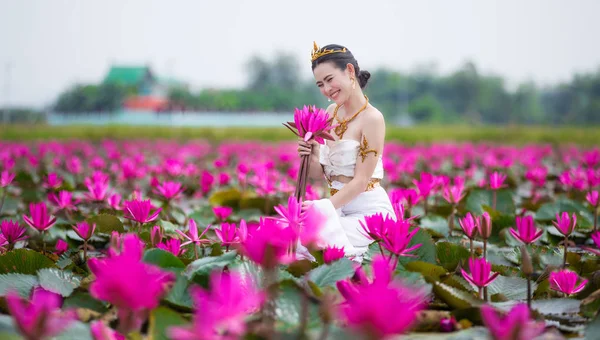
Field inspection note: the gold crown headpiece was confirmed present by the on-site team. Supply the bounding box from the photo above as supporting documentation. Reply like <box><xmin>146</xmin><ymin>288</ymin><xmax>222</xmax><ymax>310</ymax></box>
<box><xmin>311</xmin><ymin>41</ymin><xmax>347</xmax><ymax>62</ymax></box>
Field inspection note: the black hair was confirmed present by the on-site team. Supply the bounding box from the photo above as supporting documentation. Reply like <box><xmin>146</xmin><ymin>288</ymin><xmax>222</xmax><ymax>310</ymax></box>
<box><xmin>311</xmin><ymin>44</ymin><xmax>371</xmax><ymax>89</ymax></box>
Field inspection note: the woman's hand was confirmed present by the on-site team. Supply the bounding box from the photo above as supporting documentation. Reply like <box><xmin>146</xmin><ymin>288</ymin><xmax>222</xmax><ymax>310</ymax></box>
<box><xmin>301</xmin><ymin>200</ymin><xmax>315</xmax><ymax>212</ymax></box>
<box><xmin>297</xmin><ymin>138</ymin><xmax>320</xmax><ymax>158</ymax></box>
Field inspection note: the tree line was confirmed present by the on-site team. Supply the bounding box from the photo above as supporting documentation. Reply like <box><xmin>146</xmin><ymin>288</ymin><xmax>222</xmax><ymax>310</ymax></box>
<box><xmin>53</xmin><ymin>52</ymin><xmax>600</xmax><ymax>125</ymax></box>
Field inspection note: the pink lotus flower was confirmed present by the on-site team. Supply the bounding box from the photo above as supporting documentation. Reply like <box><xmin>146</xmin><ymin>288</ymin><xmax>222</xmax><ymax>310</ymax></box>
<box><xmin>509</xmin><ymin>216</ymin><xmax>543</xmax><ymax>245</ymax></box>
<box><xmin>123</xmin><ymin>199</ymin><xmax>162</xmax><ymax>224</ymax></box>
<box><xmin>176</xmin><ymin>220</ymin><xmax>211</xmax><ymax>248</ymax></box>
<box><xmin>459</xmin><ymin>212</ymin><xmax>479</xmax><ymax>239</ymax></box>
<box><xmin>381</xmin><ymin>219</ymin><xmax>422</xmax><ymax>258</ymax></box>
<box><xmin>461</xmin><ymin>257</ymin><xmax>499</xmax><ymax>288</ymax></box>
<box><xmin>157</xmin><ymin>238</ymin><xmax>185</xmax><ymax>256</ymax></box>
<box><xmin>213</xmin><ymin>206</ymin><xmax>233</xmax><ymax>222</ymax></box>
<box><xmin>6</xmin><ymin>287</ymin><xmax>77</xmax><ymax>340</ymax></box>
<box><xmin>323</xmin><ymin>246</ymin><xmax>345</xmax><ymax>264</ymax></box>
<box><xmin>48</xmin><ymin>190</ymin><xmax>79</xmax><ymax>211</ymax></box>
<box><xmin>284</xmin><ymin>105</ymin><xmax>335</xmax><ymax>143</ymax></box>
<box><xmin>91</xmin><ymin>320</ymin><xmax>125</xmax><ymax>340</ymax></box>
<box><xmin>150</xmin><ymin>225</ymin><xmax>163</xmax><ymax>247</ymax></box>
<box><xmin>1</xmin><ymin>220</ymin><xmax>28</xmax><ymax>248</ymax></box>
<box><xmin>108</xmin><ymin>193</ymin><xmax>122</xmax><ymax>210</ymax></box>
<box><xmin>553</xmin><ymin>212</ymin><xmax>577</xmax><ymax>237</ymax></box>
<box><xmin>23</xmin><ymin>202</ymin><xmax>57</xmax><ymax>232</ymax></box>
<box><xmin>214</xmin><ymin>222</ymin><xmax>242</xmax><ymax>248</ymax></box>
<box><xmin>583</xmin><ymin>231</ymin><xmax>600</xmax><ymax>256</ymax></box>
<box><xmin>200</xmin><ymin>170</ymin><xmax>214</xmax><ymax>195</ymax></box>
<box><xmin>413</xmin><ymin>172</ymin><xmax>435</xmax><ymax>199</ymax></box>
<box><xmin>85</xmin><ymin>180</ymin><xmax>110</xmax><ymax>202</ymax></box>
<box><xmin>0</xmin><ymin>170</ymin><xmax>15</xmax><ymax>187</ymax></box>
<box><xmin>218</xmin><ymin>172</ymin><xmax>230</xmax><ymax>186</ymax></box>
<box><xmin>480</xmin><ymin>303</ymin><xmax>545</xmax><ymax>340</ymax></box>
<box><xmin>391</xmin><ymin>188</ymin><xmax>421</xmax><ymax>208</ymax></box>
<box><xmin>55</xmin><ymin>239</ymin><xmax>69</xmax><ymax>255</ymax></box>
<box><xmin>477</xmin><ymin>212</ymin><xmax>493</xmax><ymax>239</ymax></box>
<box><xmin>525</xmin><ymin>165</ymin><xmax>548</xmax><ymax>188</ymax></box>
<box><xmin>549</xmin><ymin>269</ymin><xmax>588</xmax><ymax>296</ymax></box>
<box><xmin>336</xmin><ymin>255</ymin><xmax>427</xmax><ymax>338</ymax></box>
<box><xmin>587</xmin><ymin>191</ymin><xmax>599</xmax><ymax>207</ymax></box>
<box><xmin>359</xmin><ymin>213</ymin><xmax>389</xmax><ymax>242</ymax></box>
<box><xmin>489</xmin><ymin>172</ymin><xmax>507</xmax><ymax>190</ymax></box>
<box><xmin>155</xmin><ymin>181</ymin><xmax>184</xmax><ymax>201</ymax></box>
<box><xmin>43</xmin><ymin>173</ymin><xmax>63</xmax><ymax>189</ymax></box>
<box><xmin>242</xmin><ymin>217</ymin><xmax>296</xmax><ymax>269</ymax></box>
<box><xmin>88</xmin><ymin>233</ymin><xmax>175</xmax><ymax>334</ymax></box>
<box><xmin>168</xmin><ymin>270</ymin><xmax>265</xmax><ymax>340</ymax></box>
<box><xmin>72</xmin><ymin>222</ymin><xmax>96</xmax><ymax>241</ymax></box>
<box><xmin>443</xmin><ymin>185</ymin><xmax>466</xmax><ymax>205</ymax></box>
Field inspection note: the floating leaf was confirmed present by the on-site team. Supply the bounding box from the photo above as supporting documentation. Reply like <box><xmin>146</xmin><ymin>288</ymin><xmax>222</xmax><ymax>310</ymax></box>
<box><xmin>164</xmin><ymin>271</ymin><xmax>194</xmax><ymax>311</ymax></box>
<box><xmin>465</xmin><ymin>189</ymin><xmax>515</xmax><ymax>215</ymax></box>
<box><xmin>0</xmin><ymin>273</ymin><xmax>38</xmax><ymax>297</ymax></box>
<box><xmin>436</xmin><ymin>242</ymin><xmax>470</xmax><ymax>271</ymax></box>
<box><xmin>493</xmin><ymin>298</ymin><xmax>580</xmax><ymax>315</ymax></box>
<box><xmin>275</xmin><ymin>281</ymin><xmax>321</xmax><ymax>332</ymax></box>
<box><xmin>143</xmin><ymin>248</ymin><xmax>185</xmax><ymax>269</ymax></box>
<box><xmin>0</xmin><ymin>249</ymin><xmax>57</xmax><ymax>275</ymax></box>
<box><xmin>63</xmin><ymin>292</ymin><xmax>108</xmax><ymax>313</ymax></box>
<box><xmin>148</xmin><ymin>306</ymin><xmax>188</xmax><ymax>340</ymax></box>
<box><xmin>307</xmin><ymin>258</ymin><xmax>355</xmax><ymax>288</ymax></box>
<box><xmin>37</xmin><ymin>268</ymin><xmax>81</xmax><ymax>297</ymax></box>
<box><xmin>398</xmin><ymin>228</ymin><xmax>437</xmax><ymax>267</ymax></box>
<box><xmin>432</xmin><ymin>282</ymin><xmax>482</xmax><ymax>310</ymax></box>
<box><xmin>420</xmin><ymin>215</ymin><xmax>450</xmax><ymax>238</ymax></box>
<box><xmin>87</xmin><ymin>213</ymin><xmax>124</xmax><ymax>234</ymax></box>
<box><xmin>184</xmin><ymin>251</ymin><xmax>238</xmax><ymax>280</ymax></box>
<box><xmin>208</xmin><ymin>188</ymin><xmax>242</xmax><ymax>208</ymax></box>
<box><xmin>404</xmin><ymin>261</ymin><xmax>448</xmax><ymax>282</ymax></box>
<box><xmin>486</xmin><ymin>275</ymin><xmax>538</xmax><ymax>301</ymax></box>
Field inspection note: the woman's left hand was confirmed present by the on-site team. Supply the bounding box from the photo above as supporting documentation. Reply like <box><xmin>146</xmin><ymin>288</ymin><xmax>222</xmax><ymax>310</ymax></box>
<box><xmin>301</xmin><ymin>200</ymin><xmax>314</xmax><ymax>212</ymax></box>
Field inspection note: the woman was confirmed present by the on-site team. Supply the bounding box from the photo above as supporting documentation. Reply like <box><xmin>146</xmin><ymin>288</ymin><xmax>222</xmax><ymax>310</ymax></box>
<box><xmin>298</xmin><ymin>42</ymin><xmax>395</xmax><ymax>259</ymax></box>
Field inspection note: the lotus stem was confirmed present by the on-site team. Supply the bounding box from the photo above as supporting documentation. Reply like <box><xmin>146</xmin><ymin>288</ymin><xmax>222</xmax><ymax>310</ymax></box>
<box><xmin>194</xmin><ymin>244</ymin><xmax>198</xmax><ymax>260</ymax></box>
<box><xmin>563</xmin><ymin>236</ymin><xmax>569</xmax><ymax>268</ymax></box>
<box><xmin>527</xmin><ymin>276</ymin><xmax>532</xmax><ymax>309</ymax></box>
<box><xmin>594</xmin><ymin>207</ymin><xmax>598</xmax><ymax>231</ymax></box>
<box><xmin>469</xmin><ymin>239</ymin><xmax>474</xmax><ymax>258</ymax></box>
<box><xmin>0</xmin><ymin>189</ymin><xmax>6</xmax><ymax>215</ymax></box>
<box><xmin>478</xmin><ymin>287</ymin><xmax>483</xmax><ymax>300</ymax></box>
<box><xmin>83</xmin><ymin>240</ymin><xmax>88</xmax><ymax>262</ymax></box>
<box><xmin>449</xmin><ymin>206</ymin><xmax>456</xmax><ymax>237</ymax></box>
<box><xmin>393</xmin><ymin>254</ymin><xmax>401</xmax><ymax>271</ymax></box>
<box><xmin>42</xmin><ymin>230</ymin><xmax>46</xmax><ymax>252</ymax></box>
<box><xmin>298</xmin><ymin>277</ymin><xmax>309</xmax><ymax>338</ymax></box>
<box><xmin>483</xmin><ymin>239</ymin><xmax>488</xmax><ymax>260</ymax></box>
<box><xmin>378</xmin><ymin>242</ymin><xmax>385</xmax><ymax>257</ymax></box>
<box><xmin>492</xmin><ymin>191</ymin><xmax>497</xmax><ymax>211</ymax></box>
<box><xmin>262</xmin><ymin>266</ymin><xmax>278</xmax><ymax>338</ymax></box>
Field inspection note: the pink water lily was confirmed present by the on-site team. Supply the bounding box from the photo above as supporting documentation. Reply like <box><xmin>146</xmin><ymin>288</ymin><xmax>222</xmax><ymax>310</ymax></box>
<box><xmin>43</xmin><ymin>172</ymin><xmax>63</xmax><ymax>189</ymax></box>
<box><xmin>443</xmin><ymin>184</ymin><xmax>466</xmax><ymax>204</ymax></box>
<box><xmin>461</xmin><ymin>257</ymin><xmax>499</xmax><ymax>289</ymax></box>
<box><xmin>284</xmin><ymin>105</ymin><xmax>336</xmax><ymax>144</ymax></box>
<box><xmin>154</xmin><ymin>180</ymin><xmax>184</xmax><ymax>201</ymax></box>
<box><xmin>336</xmin><ymin>255</ymin><xmax>427</xmax><ymax>338</ymax></box>
<box><xmin>0</xmin><ymin>220</ymin><xmax>28</xmax><ymax>249</ymax></box>
<box><xmin>477</xmin><ymin>212</ymin><xmax>493</xmax><ymax>240</ymax></box>
<box><xmin>88</xmin><ymin>233</ymin><xmax>175</xmax><ymax>334</ymax></box>
<box><xmin>241</xmin><ymin>217</ymin><xmax>296</xmax><ymax>269</ymax></box>
<box><xmin>90</xmin><ymin>320</ymin><xmax>125</xmax><ymax>340</ymax></box>
<box><xmin>214</xmin><ymin>222</ymin><xmax>242</xmax><ymax>248</ymax></box>
<box><xmin>323</xmin><ymin>245</ymin><xmax>345</xmax><ymax>264</ymax></box>
<box><xmin>553</xmin><ymin>212</ymin><xmax>577</xmax><ymax>237</ymax></box>
<box><xmin>48</xmin><ymin>190</ymin><xmax>79</xmax><ymax>211</ymax></box>
<box><xmin>157</xmin><ymin>238</ymin><xmax>185</xmax><ymax>256</ymax></box>
<box><xmin>509</xmin><ymin>215</ymin><xmax>543</xmax><ymax>245</ymax></box>
<box><xmin>6</xmin><ymin>287</ymin><xmax>77</xmax><ymax>340</ymax></box>
<box><xmin>213</xmin><ymin>206</ymin><xmax>233</xmax><ymax>222</ymax></box>
<box><xmin>489</xmin><ymin>171</ymin><xmax>507</xmax><ymax>190</ymax></box>
<box><xmin>583</xmin><ymin>231</ymin><xmax>600</xmax><ymax>256</ymax></box>
<box><xmin>55</xmin><ymin>239</ymin><xmax>69</xmax><ymax>255</ymax></box>
<box><xmin>72</xmin><ymin>221</ymin><xmax>96</xmax><ymax>241</ymax></box>
<box><xmin>381</xmin><ymin>219</ymin><xmax>422</xmax><ymax>259</ymax></box>
<box><xmin>150</xmin><ymin>225</ymin><xmax>163</xmax><ymax>247</ymax></box>
<box><xmin>549</xmin><ymin>269</ymin><xmax>588</xmax><ymax>296</ymax></box>
<box><xmin>23</xmin><ymin>202</ymin><xmax>57</xmax><ymax>232</ymax></box>
<box><xmin>175</xmin><ymin>219</ymin><xmax>211</xmax><ymax>248</ymax></box>
<box><xmin>587</xmin><ymin>190</ymin><xmax>599</xmax><ymax>207</ymax></box>
<box><xmin>480</xmin><ymin>303</ymin><xmax>545</xmax><ymax>340</ymax></box>
<box><xmin>0</xmin><ymin>170</ymin><xmax>15</xmax><ymax>187</ymax></box>
<box><xmin>123</xmin><ymin>198</ymin><xmax>162</xmax><ymax>224</ymax></box>
<box><xmin>168</xmin><ymin>270</ymin><xmax>265</xmax><ymax>339</ymax></box>
<box><xmin>459</xmin><ymin>212</ymin><xmax>479</xmax><ymax>239</ymax></box>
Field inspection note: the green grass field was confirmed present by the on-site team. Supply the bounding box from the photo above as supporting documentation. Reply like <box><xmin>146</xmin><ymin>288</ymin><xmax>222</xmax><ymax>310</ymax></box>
<box><xmin>1</xmin><ymin>124</ymin><xmax>600</xmax><ymax>146</ymax></box>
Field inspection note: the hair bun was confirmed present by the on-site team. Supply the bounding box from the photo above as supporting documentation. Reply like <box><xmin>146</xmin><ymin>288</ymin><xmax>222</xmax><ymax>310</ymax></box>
<box><xmin>358</xmin><ymin>70</ymin><xmax>371</xmax><ymax>89</ymax></box>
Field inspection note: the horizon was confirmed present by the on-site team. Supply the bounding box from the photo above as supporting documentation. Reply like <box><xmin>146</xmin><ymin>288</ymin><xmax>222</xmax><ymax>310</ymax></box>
<box><xmin>1</xmin><ymin>0</ymin><xmax>600</xmax><ymax>108</ymax></box>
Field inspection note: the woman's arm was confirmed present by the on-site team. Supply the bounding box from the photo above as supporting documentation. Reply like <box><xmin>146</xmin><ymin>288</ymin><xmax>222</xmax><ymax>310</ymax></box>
<box><xmin>328</xmin><ymin>112</ymin><xmax>385</xmax><ymax>210</ymax></box>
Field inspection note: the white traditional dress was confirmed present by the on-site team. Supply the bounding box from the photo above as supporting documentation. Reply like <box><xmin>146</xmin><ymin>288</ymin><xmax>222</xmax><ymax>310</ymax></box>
<box><xmin>299</xmin><ymin>139</ymin><xmax>395</xmax><ymax>259</ymax></box>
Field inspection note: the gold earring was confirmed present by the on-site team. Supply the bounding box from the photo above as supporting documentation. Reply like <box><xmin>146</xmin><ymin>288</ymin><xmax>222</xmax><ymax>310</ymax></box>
<box><xmin>351</xmin><ymin>78</ymin><xmax>356</xmax><ymax>89</ymax></box>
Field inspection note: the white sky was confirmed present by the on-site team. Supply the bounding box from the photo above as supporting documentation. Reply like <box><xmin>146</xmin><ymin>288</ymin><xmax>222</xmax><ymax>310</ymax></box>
<box><xmin>1</xmin><ymin>0</ymin><xmax>599</xmax><ymax>107</ymax></box>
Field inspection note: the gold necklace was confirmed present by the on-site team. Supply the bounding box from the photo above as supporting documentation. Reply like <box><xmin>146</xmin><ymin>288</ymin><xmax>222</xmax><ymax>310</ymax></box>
<box><xmin>331</xmin><ymin>95</ymin><xmax>369</xmax><ymax>139</ymax></box>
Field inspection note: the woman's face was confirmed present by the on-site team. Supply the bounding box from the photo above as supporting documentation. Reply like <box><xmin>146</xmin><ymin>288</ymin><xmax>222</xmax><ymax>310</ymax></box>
<box><xmin>313</xmin><ymin>62</ymin><xmax>353</xmax><ymax>105</ymax></box>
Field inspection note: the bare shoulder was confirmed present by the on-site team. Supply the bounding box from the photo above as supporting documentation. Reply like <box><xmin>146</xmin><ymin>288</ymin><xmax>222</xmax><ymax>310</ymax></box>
<box><xmin>325</xmin><ymin>103</ymin><xmax>337</xmax><ymax>117</ymax></box>
<box><xmin>362</xmin><ymin>105</ymin><xmax>386</xmax><ymax>129</ymax></box>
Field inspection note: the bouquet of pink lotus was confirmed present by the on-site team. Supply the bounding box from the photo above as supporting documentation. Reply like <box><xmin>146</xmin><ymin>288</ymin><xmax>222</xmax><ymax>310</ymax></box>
<box><xmin>283</xmin><ymin>105</ymin><xmax>336</xmax><ymax>200</ymax></box>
